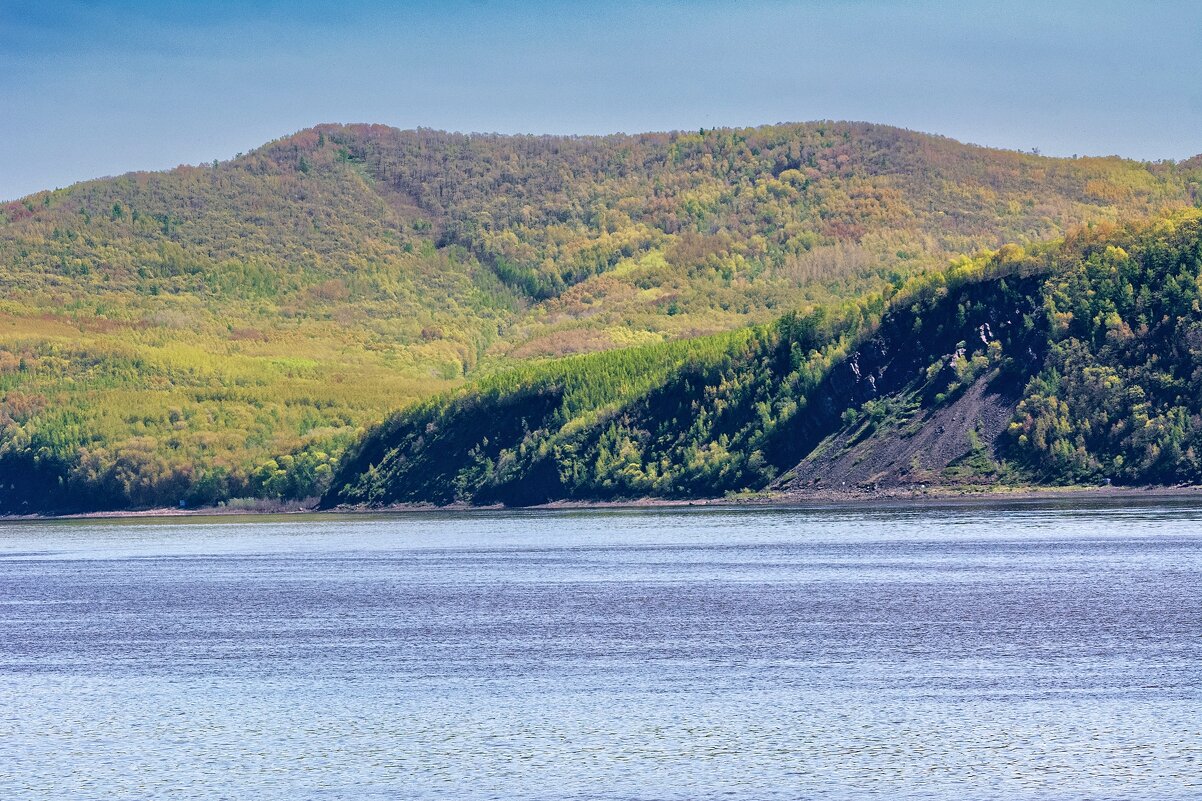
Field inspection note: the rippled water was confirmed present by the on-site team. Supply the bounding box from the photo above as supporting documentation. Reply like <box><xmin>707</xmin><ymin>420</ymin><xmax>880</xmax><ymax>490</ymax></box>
<box><xmin>1</xmin><ymin>500</ymin><xmax>1200</xmax><ymax>800</ymax></box>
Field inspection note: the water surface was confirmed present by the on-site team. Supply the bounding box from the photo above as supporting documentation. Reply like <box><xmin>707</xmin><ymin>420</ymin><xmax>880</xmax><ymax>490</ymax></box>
<box><xmin>1</xmin><ymin>501</ymin><xmax>1199</xmax><ymax>799</ymax></box>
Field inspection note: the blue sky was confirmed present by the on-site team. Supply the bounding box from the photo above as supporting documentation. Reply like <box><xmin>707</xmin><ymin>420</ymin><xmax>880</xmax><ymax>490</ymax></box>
<box><xmin>2</xmin><ymin>0</ymin><xmax>1200</xmax><ymax>200</ymax></box>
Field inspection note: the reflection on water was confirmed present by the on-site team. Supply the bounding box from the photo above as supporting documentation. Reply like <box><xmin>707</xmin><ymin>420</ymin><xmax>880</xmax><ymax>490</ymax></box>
<box><xmin>1</xmin><ymin>501</ymin><xmax>1200</xmax><ymax>799</ymax></box>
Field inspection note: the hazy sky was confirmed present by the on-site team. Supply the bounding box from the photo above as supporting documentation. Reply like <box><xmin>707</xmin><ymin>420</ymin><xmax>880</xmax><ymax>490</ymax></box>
<box><xmin>2</xmin><ymin>0</ymin><xmax>1200</xmax><ymax>200</ymax></box>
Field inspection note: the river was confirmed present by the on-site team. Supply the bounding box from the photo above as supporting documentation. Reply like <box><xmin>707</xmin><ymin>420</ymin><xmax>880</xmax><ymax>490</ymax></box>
<box><xmin>1</xmin><ymin>500</ymin><xmax>1199</xmax><ymax>799</ymax></box>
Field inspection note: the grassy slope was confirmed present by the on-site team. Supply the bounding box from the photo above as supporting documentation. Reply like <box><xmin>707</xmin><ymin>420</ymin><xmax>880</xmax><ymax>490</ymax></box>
<box><xmin>2</xmin><ymin>122</ymin><xmax>1200</xmax><ymax>511</ymax></box>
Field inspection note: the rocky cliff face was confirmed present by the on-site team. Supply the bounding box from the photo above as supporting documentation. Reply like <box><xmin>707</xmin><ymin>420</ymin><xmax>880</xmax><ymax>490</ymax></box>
<box><xmin>771</xmin><ymin>274</ymin><xmax>1048</xmax><ymax>493</ymax></box>
<box><xmin>774</xmin><ymin>374</ymin><xmax>1017</xmax><ymax>493</ymax></box>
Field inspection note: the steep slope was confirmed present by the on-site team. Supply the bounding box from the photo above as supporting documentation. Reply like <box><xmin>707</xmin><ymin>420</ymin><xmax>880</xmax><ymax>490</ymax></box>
<box><xmin>325</xmin><ymin>210</ymin><xmax>1202</xmax><ymax>507</ymax></box>
<box><xmin>2</xmin><ymin>122</ymin><xmax>1200</xmax><ymax>511</ymax></box>
<box><xmin>771</xmin><ymin>291</ymin><xmax>1041</xmax><ymax>494</ymax></box>
<box><xmin>781</xmin><ymin>210</ymin><xmax>1202</xmax><ymax>494</ymax></box>
<box><xmin>322</xmin><ymin>253</ymin><xmax>1048</xmax><ymax>507</ymax></box>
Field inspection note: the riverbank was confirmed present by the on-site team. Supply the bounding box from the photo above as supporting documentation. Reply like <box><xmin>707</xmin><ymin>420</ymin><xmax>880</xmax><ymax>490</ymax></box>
<box><xmin>6</xmin><ymin>482</ymin><xmax>1202</xmax><ymax>522</ymax></box>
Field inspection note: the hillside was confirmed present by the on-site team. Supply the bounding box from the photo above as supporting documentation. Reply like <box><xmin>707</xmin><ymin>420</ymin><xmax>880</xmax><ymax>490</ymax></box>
<box><xmin>323</xmin><ymin>210</ymin><xmax>1202</xmax><ymax>507</ymax></box>
<box><xmin>2</xmin><ymin>121</ymin><xmax>1201</xmax><ymax>512</ymax></box>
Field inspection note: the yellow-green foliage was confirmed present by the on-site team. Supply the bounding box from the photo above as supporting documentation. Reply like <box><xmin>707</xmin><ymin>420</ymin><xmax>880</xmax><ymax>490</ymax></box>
<box><xmin>0</xmin><ymin>150</ymin><xmax>518</xmax><ymax>510</ymax></box>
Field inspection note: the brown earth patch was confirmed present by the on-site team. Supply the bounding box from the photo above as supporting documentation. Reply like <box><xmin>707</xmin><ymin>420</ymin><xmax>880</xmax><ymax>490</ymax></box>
<box><xmin>775</xmin><ymin>374</ymin><xmax>1018</xmax><ymax>493</ymax></box>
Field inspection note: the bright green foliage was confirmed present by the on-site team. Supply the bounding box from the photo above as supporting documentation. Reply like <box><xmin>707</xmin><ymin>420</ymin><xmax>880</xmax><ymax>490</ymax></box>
<box><xmin>325</xmin><ymin>236</ymin><xmax>1054</xmax><ymax>505</ymax></box>
<box><xmin>1009</xmin><ymin>212</ymin><xmax>1202</xmax><ymax>483</ymax></box>
<box><xmin>326</xmin><ymin>331</ymin><xmax>761</xmax><ymax>505</ymax></box>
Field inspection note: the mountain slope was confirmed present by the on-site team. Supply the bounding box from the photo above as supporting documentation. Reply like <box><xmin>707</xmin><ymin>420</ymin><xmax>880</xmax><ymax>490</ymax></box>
<box><xmin>324</xmin><ymin>210</ymin><xmax>1202</xmax><ymax>507</ymax></box>
<box><xmin>2</xmin><ymin>122</ymin><xmax>1200</xmax><ymax>512</ymax></box>
<box><xmin>270</xmin><ymin>123</ymin><xmax>1200</xmax><ymax>352</ymax></box>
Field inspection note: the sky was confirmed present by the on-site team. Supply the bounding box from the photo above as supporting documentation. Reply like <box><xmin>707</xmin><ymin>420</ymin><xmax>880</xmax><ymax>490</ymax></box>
<box><xmin>2</xmin><ymin>0</ymin><xmax>1201</xmax><ymax>200</ymax></box>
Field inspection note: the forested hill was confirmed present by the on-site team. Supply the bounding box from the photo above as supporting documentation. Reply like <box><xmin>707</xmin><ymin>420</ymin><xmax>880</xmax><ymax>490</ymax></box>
<box><xmin>255</xmin><ymin>123</ymin><xmax>1200</xmax><ymax>300</ymax></box>
<box><xmin>323</xmin><ymin>211</ymin><xmax>1202</xmax><ymax>507</ymax></box>
<box><xmin>2</xmin><ymin>121</ymin><xmax>1201</xmax><ymax>512</ymax></box>
<box><xmin>8</xmin><ymin>122</ymin><xmax>1200</xmax><ymax>353</ymax></box>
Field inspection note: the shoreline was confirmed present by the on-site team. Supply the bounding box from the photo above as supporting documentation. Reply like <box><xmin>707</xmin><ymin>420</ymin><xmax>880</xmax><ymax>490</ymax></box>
<box><xmin>5</xmin><ymin>483</ymin><xmax>1202</xmax><ymax>522</ymax></box>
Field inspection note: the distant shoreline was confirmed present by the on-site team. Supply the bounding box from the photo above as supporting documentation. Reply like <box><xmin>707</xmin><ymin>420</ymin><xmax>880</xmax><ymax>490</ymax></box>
<box><xmin>5</xmin><ymin>483</ymin><xmax>1202</xmax><ymax>522</ymax></box>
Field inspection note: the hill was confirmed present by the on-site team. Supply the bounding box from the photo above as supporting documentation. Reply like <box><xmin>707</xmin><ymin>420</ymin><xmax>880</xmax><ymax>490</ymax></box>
<box><xmin>322</xmin><ymin>210</ymin><xmax>1202</xmax><ymax>507</ymax></box>
<box><xmin>2</xmin><ymin>121</ymin><xmax>1200</xmax><ymax>512</ymax></box>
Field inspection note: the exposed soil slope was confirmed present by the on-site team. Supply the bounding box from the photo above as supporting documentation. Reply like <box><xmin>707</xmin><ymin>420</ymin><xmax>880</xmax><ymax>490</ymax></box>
<box><xmin>775</xmin><ymin>374</ymin><xmax>1017</xmax><ymax>493</ymax></box>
